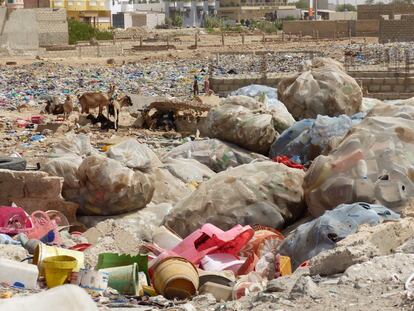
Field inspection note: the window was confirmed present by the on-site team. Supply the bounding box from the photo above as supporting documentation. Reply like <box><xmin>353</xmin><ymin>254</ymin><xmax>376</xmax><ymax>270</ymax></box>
<box><xmin>7</xmin><ymin>0</ymin><xmax>14</xmax><ymax>4</ymax></box>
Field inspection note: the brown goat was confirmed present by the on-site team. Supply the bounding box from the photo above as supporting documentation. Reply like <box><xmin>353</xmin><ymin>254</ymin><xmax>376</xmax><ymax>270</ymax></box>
<box><xmin>109</xmin><ymin>95</ymin><xmax>133</xmax><ymax>130</ymax></box>
<box><xmin>78</xmin><ymin>85</ymin><xmax>115</xmax><ymax>116</ymax></box>
<box><xmin>63</xmin><ymin>95</ymin><xmax>73</xmax><ymax>120</ymax></box>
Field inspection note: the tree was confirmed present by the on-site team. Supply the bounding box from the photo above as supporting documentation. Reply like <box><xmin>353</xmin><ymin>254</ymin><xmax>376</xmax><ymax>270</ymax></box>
<box><xmin>336</xmin><ymin>3</ymin><xmax>356</xmax><ymax>11</ymax></box>
<box><xmin>365</xmin><ymin>0</ymin><xmax>374</xmax><ymax>4</ymax></box>
<box><xmin>293</xmin><ymin>0</ymin><xmax>308</xmax><ymax>9</ymax></box>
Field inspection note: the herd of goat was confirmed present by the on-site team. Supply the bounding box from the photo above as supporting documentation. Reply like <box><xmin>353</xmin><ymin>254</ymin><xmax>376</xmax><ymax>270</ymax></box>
<box><xmin>44</xmin><ymin>85</ymin><xmax>133</xmax><ymax>131</ymax></box>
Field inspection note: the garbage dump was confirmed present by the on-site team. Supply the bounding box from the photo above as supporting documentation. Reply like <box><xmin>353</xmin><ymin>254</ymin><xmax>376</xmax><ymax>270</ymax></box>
<box><xmin>304</xmin><ymin>102</ymin><xmax>414</xmax><ymax>217</ymax></box>
<box><xmin>163</xmin><ymin>161</ymin><xmax>306</xmax><ymax>237</ymax></box>
<box><xmin>278</xmin><ymin>202</ymin><xmax>400</xmax><ymax>270</ymax></box>
<box><xmin>162</xmin><ymin>138</ymin><xmax>269</xmax><ymax>172</ymax></box>
<box><xmin>269</xmin><ymin>113</ymin><xmax>365</xmax><ymax>165</ymax></box>
<box><xmin>2</xmin><ymin>50</ymin><xmax>414</xmax><ymax>311</ymax></box>
<box><xmin>278</xmin><ymin>57</ymin><xmax>363</xmax><ymax>119</ymax></box>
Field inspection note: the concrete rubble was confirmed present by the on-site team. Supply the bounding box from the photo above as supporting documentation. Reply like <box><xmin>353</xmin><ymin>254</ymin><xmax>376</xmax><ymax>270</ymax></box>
<box><xmin>1</xmin><ymin>37</ymin><xmax>414</xmax><ymax>311</ymax></box>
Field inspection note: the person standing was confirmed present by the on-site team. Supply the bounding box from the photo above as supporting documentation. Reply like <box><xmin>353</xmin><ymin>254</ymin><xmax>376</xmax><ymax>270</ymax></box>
<box><xmin>193</xmin><ymin>75</ymin><xmax>199</xmax><ymax>96</ymax></box>
<box><xmin>204</xmin><ymin>76</ymin><xmax>210</xmax><ymax>95</ymax></box>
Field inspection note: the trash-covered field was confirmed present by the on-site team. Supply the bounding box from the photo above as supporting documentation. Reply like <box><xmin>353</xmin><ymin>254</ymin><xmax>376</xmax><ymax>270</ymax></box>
<box><xmin>0</xmin><ymin>44</ymin><xmax>414</xmax><ymax>311</ymax></box>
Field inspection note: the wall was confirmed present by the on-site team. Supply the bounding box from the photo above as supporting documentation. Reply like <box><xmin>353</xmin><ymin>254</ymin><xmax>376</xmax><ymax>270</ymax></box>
<box><xmin>24</xmin><ymin>0</ymin><xmax>50</xmax><ymax>8</ymax></box>
<box><xmin>355</xmin><ymin>19</ymin><xmax>379</xmax><ymax>36</ymax></box>
<box><xmin>276</xmin><ymin>8</ymin><xmax>301</xmax><ymax>19</ymax></box>
<box><xmin>0</xmin><ymin>9</ymin><xmax>39</xmax><ymax>51</ymax></box>
<box><xmin>328</xmin><ymin>11</ymin><xmax>357</xmax><ymax>21</ymax></box>
<box><xmin>210</xmin><ymin>74</ymin><xmax>287</xmax><ymax>96</ymax></box>
<box><xmin>211</xmin><ymin>71</ymin><xmax>414</xmax><ymax>100</ymax></box>
<box><xmin>0</xmin><ymin>169</ymin><xmax>79</xmax><ymax>224</ymax></box>
<box><xmin>379</xmin><ymin>19</ymin><xmax>414</xmax><ymax>43</ymax></box>
<box><xmin>357</xmin><ymin>4</ymin><xmax>414</xmax><ymax>20</ymax></box>
<box><xmin>36</xmin><ymin>8</ymin><xmax>68</xmax><ymax>46</ymax></box>
<box><xmin>133</xmin><ymin>12</ymin><xmax>165</xmax><ymax>28</ymax></box>
<box><xmin>283</xmin><ymin>20</ymin><xmax>379</xmax><ymax>37</ymax></box>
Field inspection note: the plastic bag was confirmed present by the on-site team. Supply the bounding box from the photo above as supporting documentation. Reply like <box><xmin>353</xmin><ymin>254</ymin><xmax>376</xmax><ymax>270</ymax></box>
<box><xmin>278</xmin><ymin>202</ymin><xmax>400</xmax><ymax>270</ymax></box>
<box><xmin>203</xmin><ymin>100</ymin><xmax>277</xmax><ymax>155</ymax></box>
<box><xmin>269</xmin><ymin>114</ymin><xmax>365</xmax><ymax>165</ymax></box>
<box><xmin>278</xmin><ymin>57</ymin><xmax>362</xmax><ymax>119</ymax></box>
<box><xmin>50</xmin><ymin>133</ymin><xmax>98</xmax><ymax>158</ymax></box>
<box><xmin>77</xmin><ymin>155</ymin><xmax>154</xmax><ymax>216</ymax></box>
<box><xmin>162</xmin><ymin>139</ymin><xmax>269</xmax><ymax>173</ymax></box>
<box><xmin>163</xmin><ymin>161</ymin><xmax>306</xmax><ymax>238</ymax></box>
<box><xmin>163</xmin><ymin>158</ymin><xmax>215</xmax><ymax>183</ymax></box>
<box><xmin>231</xmin><ymin>84</ymin><xmax>295</xmax><ymax>131</ymax></box>
<box><xmin>149</xmin><ymin>168</ymin><xmax>191</xmax><ymax>205</ymax></box>
<box><xmin>107</xmin><ymin>138</ymin><xmax>162</xmax><ymax>171</ymax></box>
<box><xmin>304</xmin><ymin>102</ymin><xmax>414</xmax><ymax>217</ymax></box>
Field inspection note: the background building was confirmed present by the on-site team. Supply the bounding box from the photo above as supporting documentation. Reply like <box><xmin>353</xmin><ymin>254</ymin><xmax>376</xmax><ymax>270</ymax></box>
<box><xmin>217</xmin><ymin>0</ymin><xmax>287</xmax><ymax>22</ymax></box>
<box><xmin>49</xmin><ymin>0</ymin><xmax>111</xmax><ymax>28</ymax></box>
<box><xmin>165</xmin><ymin>0</ymin><xmax>217</xmax><ymax>27</ymax></box>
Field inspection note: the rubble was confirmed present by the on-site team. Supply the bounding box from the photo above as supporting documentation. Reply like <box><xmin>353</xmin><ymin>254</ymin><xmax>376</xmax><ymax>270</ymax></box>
<box><xmin>309</xmin><ymin>218</ymin><xmax>414</xmax><ymax>276</ymax></box>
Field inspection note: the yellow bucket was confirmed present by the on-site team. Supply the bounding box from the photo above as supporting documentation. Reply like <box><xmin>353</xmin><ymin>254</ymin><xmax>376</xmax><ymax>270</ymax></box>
<box><xmin>152</xmin><ymin>257</ymin><xmax>199</xmax><ymax>300</ymax></box>
<box><xmin>43</xmin><ymin>256</ymin><xmax>77</xmax><ymax>288</ymax></box>
<box><xmin>33</xmin><ymin>244</ymin><xmax>84</xmax><ymax>275</ymax></box>
<box><xmin>280</xmin><ymin>256</ymin><xmax>292</xmax><ymax>276</ymax></box>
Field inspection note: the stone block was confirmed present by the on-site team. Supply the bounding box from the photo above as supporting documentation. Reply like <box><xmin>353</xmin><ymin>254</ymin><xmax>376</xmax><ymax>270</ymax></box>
<box><xmin>393</xmin><ymin>85</ymin><xmax>406</xmax><ymax>93</ymax></box>
<box><xmin>0</xmin><ymin>169</ymin><xmax>25</xmax><ymax>198</ymax></box>
<box><xmin>24</xmin><ymin>176</ymin><xmax>63</xmax><ymax>199</ymax></box>
<box><xmin>380</xmin><ymin>84</ymin><xmax>392</xmax><ymax>92</ymax></box>
<box><xmin>368</xmin><ymin>84</ymin><xmax>380</xmax><ymax>92</ymax></box>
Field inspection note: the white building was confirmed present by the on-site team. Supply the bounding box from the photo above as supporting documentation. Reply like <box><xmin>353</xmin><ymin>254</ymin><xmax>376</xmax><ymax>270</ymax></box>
<box><xmin>111</xmin><ymin>0</ymin><xmax>166</xmax><ymax>28</ymax></box>
<box><xmin>164</xmin><ymin>0</ymin><xmax>218</xmax><ymax>27</ymax></box>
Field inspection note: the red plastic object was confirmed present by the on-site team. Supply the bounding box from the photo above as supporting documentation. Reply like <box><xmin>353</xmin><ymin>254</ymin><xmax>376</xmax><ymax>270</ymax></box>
<box><xmin>171</xmin><ymin>224</ymin><xmax>254</xmax><ymax>265</ymax></box>
<box><xmin>31</xmin><ymin>116</ymin><xmax>44</xmax><ymax>124</ymax></box>
<box><xmin>273</xmin><ymin>156</ymin><xmax>304</xmax><ymax>170</ymax></box>
<box><xmin>0</xmin><ymin>206</ymin><xmax>33</xmax><ymax>235</ymax></box>
<box><xmin>69</xmin><ymin>243</ymin><xmax>92</xmax><ymax>252</ymax></box>
<box><xmin>25</xmin><ymin>211</ymin><xmax>62</xmax><ymax>245</ymax></box>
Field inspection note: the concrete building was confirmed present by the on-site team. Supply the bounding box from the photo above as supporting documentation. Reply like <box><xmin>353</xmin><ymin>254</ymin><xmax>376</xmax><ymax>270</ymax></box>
<box><xmin>0</xmin><ymin>8</ymin><xmax>68</xmax><ymax>52</ymax></box>
<box><xmin>6</xmin><ymin>0</ymin><xmax>24</xmax><ymax>9</ymax></box>
<box><xmin>111</xmin><ymin>0</ymin><xmax>165</xmax><ymax>29</ymax></box>
<box><xmin>24</xmin><ymin>0</ymin><xmax>50</xmax><ymax>8</ymax></box>
<box><xmin>165</xmin><ymin>0</ymin><xmax>217</xmax><ymax>27</ymax></box>
<box><xmin>217</xmin><ymin>0</ymin><xmax>287</xmax><ymax>22</ymax></box>
<box><xmin>275</xmin><ymin>6</ymin><xmax>301</xmax><ymax>19</ymax></box>
<box><xmin>50</xmin><ymin>0</ymin><xmax>111</xmax><ymax>28</ymax></box>
<box><xmin>112</xmin><ymin>11</ymin><xmax>165</xmax><ymax>28</ymax></box>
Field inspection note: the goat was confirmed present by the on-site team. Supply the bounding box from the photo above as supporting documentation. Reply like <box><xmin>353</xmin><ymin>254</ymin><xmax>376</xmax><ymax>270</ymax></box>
<box><xmin>45</xmin><ymin>96</ymin><xmax>64</xmax><ymax>115</ymax></box>
<box><xmin>78</xmin><ymin>85</ymin><xmax>115</xmax><ymax>117</ymax></box>
<box><xmin>86</xmin><ymin>113</ymin><xmax>115</xmax><ymax>131</ymax></box>
<box><xmin>108</xmin><ymin>95</ymin><xmax>133</xmax><ymax>131</ymax></box>
<box><xmin>63</xmin><ymin>95</ymin><xmax>73</xmax><ymax>120</ymax></box>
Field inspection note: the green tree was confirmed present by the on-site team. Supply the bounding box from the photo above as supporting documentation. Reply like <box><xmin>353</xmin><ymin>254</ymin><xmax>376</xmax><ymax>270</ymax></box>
<box><xmin>336</xmin><ymin>3</ymin><xmax>356</xmax><ymax>11</ymax></box>
<box><xmin>365</xmin><ymin>0</ymin><xmax>375</xmax><ymax>4</ymax></box>
<box><xmin>293</xmin><ymin>0</ymin><xmax>308</xmax><ymax>9</ymax></box>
